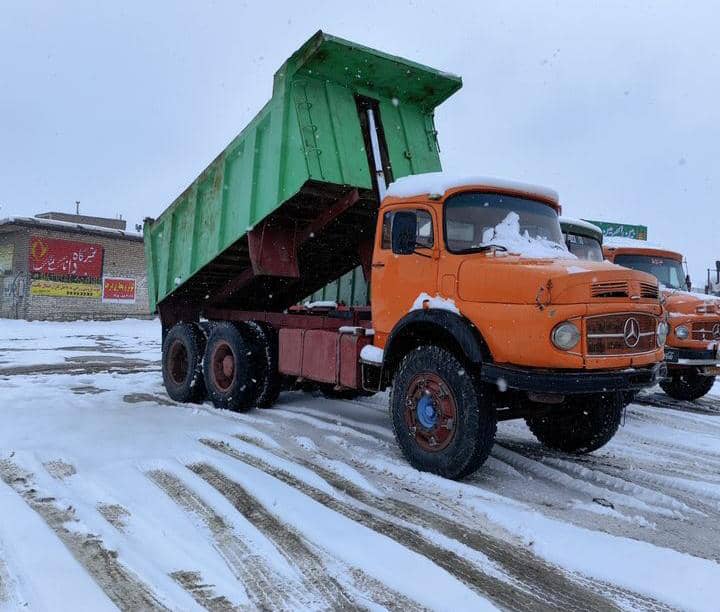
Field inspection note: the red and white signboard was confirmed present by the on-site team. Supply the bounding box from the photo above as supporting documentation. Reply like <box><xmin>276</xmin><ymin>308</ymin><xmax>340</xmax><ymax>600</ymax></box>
<box><xmin>29</xmin><ymin>236</ymin><xmax>104</xmax><ymax>280</ymax></box>
<box><xmin>102</xmin><ymin>277</ymin><xmax>136</xmax><ymax>304</ymax></box>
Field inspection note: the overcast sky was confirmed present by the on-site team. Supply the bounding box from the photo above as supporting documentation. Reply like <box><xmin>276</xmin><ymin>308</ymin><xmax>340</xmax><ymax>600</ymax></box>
<box><xmin>1</xmin><ymin>1</ymin><xmax>718</xmax><ymax>283</ymax></box>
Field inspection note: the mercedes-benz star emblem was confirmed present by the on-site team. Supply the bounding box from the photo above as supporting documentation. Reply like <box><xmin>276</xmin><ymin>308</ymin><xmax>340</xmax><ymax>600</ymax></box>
<box><xmin>623</xmin><ymin>317</ymin><xmax>640</xmax><ymax>348</ymax></box>
<box><xmin>713</xmin><ymin>323</ymin><xmax>720</xmax><ymax>339</ymax></box>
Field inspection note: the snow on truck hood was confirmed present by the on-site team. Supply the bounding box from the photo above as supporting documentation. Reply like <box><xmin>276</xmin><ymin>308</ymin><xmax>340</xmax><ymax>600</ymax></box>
<box><xmin>386</xmin><ymin>172</ymin><xmax>559</xmax><ymax>203</ymax></box>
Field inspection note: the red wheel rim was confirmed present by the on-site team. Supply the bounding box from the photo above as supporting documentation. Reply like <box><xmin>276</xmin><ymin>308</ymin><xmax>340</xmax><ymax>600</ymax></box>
<box><xmin>403</xmin><ymin>372</ymin><xmax>457</xmax><ymax>452</ymax></box>
<box><xmin>211</xmin><ymin>341</ymin><xmax>235</xmax><ymax>391</ymax></box>
<box><xmin>167</xmin><ymin>340</ymin><xmax>188</xmax><ymax>385</ymax></box>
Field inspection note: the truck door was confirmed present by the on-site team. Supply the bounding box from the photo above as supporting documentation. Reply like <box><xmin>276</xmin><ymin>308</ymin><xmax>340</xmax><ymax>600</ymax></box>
<box><xmin>371</xmin><ymin>206</ymin><xmax>439</xmax><ymax>338</ymax></box>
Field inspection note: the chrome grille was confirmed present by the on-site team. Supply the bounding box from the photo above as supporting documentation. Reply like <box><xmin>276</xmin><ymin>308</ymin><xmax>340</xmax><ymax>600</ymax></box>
<box><xmin>691</xmin><ymin>321</ymin><xmax>720</xmax><ymax>342</ymax></box>
<box><xmin>586</xmin><ymin>313</ymin><xmax>657</xmax><ymax>355</ymax></box>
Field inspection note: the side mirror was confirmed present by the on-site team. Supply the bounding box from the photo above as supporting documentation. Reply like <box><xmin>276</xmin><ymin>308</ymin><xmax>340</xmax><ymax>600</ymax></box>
<box><xmin>391</xmin><ymin>211</ymin><xmax>417</xmax><ymax>255</ymax></box>
<box><xmin>685</xmin><ymin>274</ymin><xmax>692</xmax><ymax>291</ymax></box>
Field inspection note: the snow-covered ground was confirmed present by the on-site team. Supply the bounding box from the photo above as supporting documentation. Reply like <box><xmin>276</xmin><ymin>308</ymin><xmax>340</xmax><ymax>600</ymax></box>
<box><xmin>1</xmin><ymin>319</ymin><xmax>720</xmax><ymax>611</ymax></box>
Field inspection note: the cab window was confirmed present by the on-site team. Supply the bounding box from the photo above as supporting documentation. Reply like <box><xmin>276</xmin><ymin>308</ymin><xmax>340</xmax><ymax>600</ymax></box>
<box><xmin>381</xmin><ymin>210</ymin><xmax>434</xmax><ymax>249</ymax></box>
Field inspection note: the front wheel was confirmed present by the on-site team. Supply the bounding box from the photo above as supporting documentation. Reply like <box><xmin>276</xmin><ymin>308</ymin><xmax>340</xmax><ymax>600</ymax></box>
<box><xmin>660</xmin><ymin>369</ymin><xmax>715</xmax><ymax>401</ymax></box>
<box><xmin>525</xmin><ymin>393</ymin><xmax>623</xmax><ymax>454</ymax></box>
<box><xmin>390</xmin><ymin>346</ymin><xmax>496</xmax><ymax>480</ymax></box>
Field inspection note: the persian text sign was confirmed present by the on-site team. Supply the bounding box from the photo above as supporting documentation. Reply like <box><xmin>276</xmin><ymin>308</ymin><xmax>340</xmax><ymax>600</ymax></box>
<box><xmin>31</xmin><ymin>280</ymin><xmax>102</xmax><ymax>298</ymax></box>
<box><xmin>29</xmin><ymin>236</ymin><xmax>104</xmax><ymax>280</ymax></box>
<box><xmin>583</xmin><ymin>220</ymin><xmax>648</xmax><ymax>241</ymax></box>
<box><xmin>102</xmin><ymin>277</ymin><xmax>136</xmax><ymax>303</ymax></box>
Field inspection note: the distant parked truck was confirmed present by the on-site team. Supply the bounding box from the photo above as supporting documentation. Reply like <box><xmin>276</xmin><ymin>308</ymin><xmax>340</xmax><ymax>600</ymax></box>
<box><xmin>604</xmin><ymin>239</ymin><xmax>720</xmax><ymax>400</ymax></box>
<box><xmin>145</xmin><ymin>32</ymin><xmax>668</xmax><ymax>479</ymax></box>
<box><xmin>560</xmin><ymin>217</ymin><xmax>604</xmax><ymax>261</ymax></box>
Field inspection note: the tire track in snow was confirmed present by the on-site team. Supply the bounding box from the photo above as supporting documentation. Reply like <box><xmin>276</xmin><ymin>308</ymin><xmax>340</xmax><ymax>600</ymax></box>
<box><xmin>634</xmin><ymin>392</ymin><xmax>720</xmax><ymax>416</ymax></box>
<box><xmin>494</xmin><ymin>440</ymin><xmax>720</xmax><ymax>562</ymax></box>
<box><xmin>148</xmin><ymin>469</ymin><xmax>312</xmax><ymax>612</ymax></box>
<box><xmin>170</xmin><ymin>570</ymin><xmax>238</xmax><ymax>612</ymax></box>
<box><xmin>201</xmin><ymin>438</ymin><xmax>611</xmax><ymax>612</ymax></box>
<box><xmin>0</xmin><ymin>460</ymin><xmax>169</xmax><ymax>612</ymax></box>
<box><xmin>187</xmin><ymin>463</ymin><xmax>360</xmax><ymax>611</ymax></box>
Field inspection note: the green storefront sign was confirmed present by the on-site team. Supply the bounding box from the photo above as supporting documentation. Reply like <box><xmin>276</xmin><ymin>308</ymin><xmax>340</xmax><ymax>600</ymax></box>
<box><xmin>584</xmin><ymin>220</ymin><xmax>648</xmax><ymax>241</ymax></box>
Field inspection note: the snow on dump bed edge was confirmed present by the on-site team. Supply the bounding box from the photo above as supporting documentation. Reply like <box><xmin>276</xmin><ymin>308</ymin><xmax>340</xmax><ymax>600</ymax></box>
<box><xmin>386</xmin><ymin>172</ymin><xmax>558</xmax><ymax>202</ymax></box>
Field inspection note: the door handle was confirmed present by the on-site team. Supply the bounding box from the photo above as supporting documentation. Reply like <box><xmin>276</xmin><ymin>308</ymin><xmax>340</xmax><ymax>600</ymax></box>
<box><xmin>371</xmin><ymin>262</ymin><xmax>385</xmax><ymax>268</ymax></box>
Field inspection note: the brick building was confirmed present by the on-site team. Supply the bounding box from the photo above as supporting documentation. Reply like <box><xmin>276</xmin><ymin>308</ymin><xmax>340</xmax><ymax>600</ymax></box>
<box><xmin>0</xmin><ymin>213</ymin><xmax>150</xmax><ymax>320</ymax></box>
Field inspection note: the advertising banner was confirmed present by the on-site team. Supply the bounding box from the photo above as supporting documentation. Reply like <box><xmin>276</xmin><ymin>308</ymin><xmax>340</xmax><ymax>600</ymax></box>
<box><xmin>102</xmin><ymin>277</ymin><xmax>136</xmax><ymax>303</ymax></box>
<box><xmin>29</xmin><ymin>236</ymin><xmax>104</xmax><ymax>280</ymax></box>
<box><xmin>30</xmin><ymin>280</ymin><xmax>102</xmax><ymax>298</ymax></box>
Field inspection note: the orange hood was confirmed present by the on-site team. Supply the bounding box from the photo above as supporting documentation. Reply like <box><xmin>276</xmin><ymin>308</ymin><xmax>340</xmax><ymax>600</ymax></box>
<box><xmin>663</xmin><ymin>288</ymin><xmax>720</xmax><ymax>316</ymax></box>
<box><xmin>458</xmin><ymin>257</ymin><xmax>659</xmax><ymax>305</ymax></box>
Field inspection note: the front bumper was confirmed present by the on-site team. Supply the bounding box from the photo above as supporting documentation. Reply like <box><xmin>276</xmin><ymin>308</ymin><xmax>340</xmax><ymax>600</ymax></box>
<box><xmin>664</xmin><ymin>347</ymin><xmax>720</xmax><ymax>367</ymax></box>
<box><xmin>481</xmin><ymin>361</ymin><xmax>667</xmax><ymax>395</ymax></box>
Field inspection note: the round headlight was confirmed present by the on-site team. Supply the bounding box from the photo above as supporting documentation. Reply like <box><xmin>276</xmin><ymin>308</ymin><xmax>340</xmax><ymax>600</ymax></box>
<box><xmin>551</xmin><ymin>321</ymin><xmax>581</xmax><ymax>351</ymax></box>
<box><xmin>674</xmin><ymin>324</ymin><xmax>689</xmax><ymax>340</ymax></box>
<box><xmin>657</xmin><ymin>322</ymin><xmax>669</xmax><ymax>346</ymax></box>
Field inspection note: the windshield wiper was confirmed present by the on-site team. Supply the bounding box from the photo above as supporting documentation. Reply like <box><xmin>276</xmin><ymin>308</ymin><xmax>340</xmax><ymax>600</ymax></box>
<box><xmin>452</xmin><ymin>244</ymin><xmax>509</xmax><ymax>255</ymax></box>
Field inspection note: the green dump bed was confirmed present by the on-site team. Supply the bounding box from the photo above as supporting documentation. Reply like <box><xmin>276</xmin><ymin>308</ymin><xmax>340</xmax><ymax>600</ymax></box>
<box><xmin>144</xmin><ymin>31</ymin><xmax>461</xmax><ymax>316</ymax></box>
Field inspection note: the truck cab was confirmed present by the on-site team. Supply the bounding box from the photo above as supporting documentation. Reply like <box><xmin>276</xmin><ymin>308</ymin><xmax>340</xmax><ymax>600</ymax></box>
<box><xmin>604</xmin><ymin>239</ymin><xmax>720</xmax><ymax>400</ymax></box>
<box><xmin>560</xmin><ymin>217</ymin><xmax>604</xmax><ymax>261</ymax></box>
<box><xmin>365</xmin><ymin>174</ymin><xmax>667</xmax><ymax>477</ymax></box>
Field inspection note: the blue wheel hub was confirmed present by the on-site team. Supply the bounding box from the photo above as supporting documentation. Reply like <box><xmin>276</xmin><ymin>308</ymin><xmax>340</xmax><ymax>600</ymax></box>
<box><xmin>416</xmin><ymin>393</ymin><xmax>437</xmax><ymax>429</ymax></box>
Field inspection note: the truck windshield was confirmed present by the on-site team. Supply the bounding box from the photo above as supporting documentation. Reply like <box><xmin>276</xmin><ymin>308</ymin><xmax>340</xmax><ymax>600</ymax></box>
<box><xmin>564</xmin><ymin>233</ymin><xmax>603</xmax><ymax>261</ymax></box>
<box><xmin>613</xmin><ymin>254</ymin><xmax>687</xmax><ymax>290</ymax></box>
<box><xmin>444</xmin><ymin>192</ymin><xmax>564</xmax><ymax>254</ymax></box>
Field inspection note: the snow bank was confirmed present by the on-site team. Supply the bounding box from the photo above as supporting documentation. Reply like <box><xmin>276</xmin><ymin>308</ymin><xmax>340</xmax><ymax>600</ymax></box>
<box><xmin>386</xmin><ymin>172</ymin><xmax>558</xmax><ymax>202</ymax></box>
<box><xmin>479</xmin><ymin>212</ymin><xmax>575</xmax><ymax>259</ymax></box>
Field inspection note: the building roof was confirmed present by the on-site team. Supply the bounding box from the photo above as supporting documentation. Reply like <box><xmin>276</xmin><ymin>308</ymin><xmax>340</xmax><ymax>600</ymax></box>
<box><xmin>0</xmin><ymin>216</ymin><xmax>143</xmax><ymax>242</ymax></box>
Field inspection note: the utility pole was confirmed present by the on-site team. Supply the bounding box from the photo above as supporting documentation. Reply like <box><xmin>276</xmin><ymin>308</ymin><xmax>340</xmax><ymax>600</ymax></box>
<box><xmin>75</xmin><ymin>201</ymin><xmax>80</xmax><ymax>215</ymax></box>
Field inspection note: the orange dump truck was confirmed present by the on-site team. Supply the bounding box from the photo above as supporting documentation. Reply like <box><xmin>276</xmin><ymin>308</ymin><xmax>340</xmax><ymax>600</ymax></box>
<box><xmin>148</xmin><ymin>34</ymin><xmax>668</xmax><ymax>479</ymax></box>
<box><xmin>604</xmin><ymin>239</ymin><xmax>720</xmax><ymax>400</ymax></box>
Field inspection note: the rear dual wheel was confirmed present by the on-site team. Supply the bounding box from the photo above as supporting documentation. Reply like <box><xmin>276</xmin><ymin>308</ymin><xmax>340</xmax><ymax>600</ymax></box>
<box><xmin>162</xmin><ymin>322</ymin><xmax>206</xmax><ymax>403</ymax></box>
<box><xmin>203</xmin><ymin>321</ymin><xmax>282</xmax><ymax>412</ymax></box>
<box><xmin>390</xmin><ymin>345</ymin><xmax>496</xmax><ymax>480</ymax></box>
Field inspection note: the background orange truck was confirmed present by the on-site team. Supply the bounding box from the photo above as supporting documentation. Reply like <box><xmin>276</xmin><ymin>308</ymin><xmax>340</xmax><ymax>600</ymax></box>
<box><xmin>604</xmin><ymin>239</ymin><xmax>720</xmax><ymax>400</ymax></box>
<box><xmin>145</xmin><ymin>33</ymin><xmax>668</xmax><ymax>479</ymax></box>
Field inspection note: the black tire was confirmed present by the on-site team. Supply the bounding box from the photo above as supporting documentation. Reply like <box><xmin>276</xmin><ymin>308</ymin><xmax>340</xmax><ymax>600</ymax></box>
<box><xmin>161</xmin><ymin>322</ymin><xmax>206</xmax><ymax>403</ymax></box>
<box><xmin>390</xmin><ymin>345</ymin><xmax>496</xmax><ymax>480</ymax></box>
<box><xmin>525</xmin><ymin>393</ymin><xmax>623</xmax><ymax>454</ymax></box>
<box><xmin>660</xmin><ymin>370</ymin><xmax>715</xmax><ymax>401</ymax></box>
<box><xmin>203</xmin><ymin>322</ymin><xmax>258</xmax><ymax>412</ymax></box>
<box><xmin>242</xmin><ymin>321</ymin><xmax>282</xmax><ymax>408</ymax></box>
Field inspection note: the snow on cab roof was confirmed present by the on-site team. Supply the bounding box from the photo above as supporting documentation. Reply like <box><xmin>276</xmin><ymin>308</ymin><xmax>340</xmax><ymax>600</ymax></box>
<box><xmin>559</xmin><ymin>217</ymin><xmax>603</xmax><ymax>235</ymax></box>
<box><xmin>604</xmin><ymin>236</ymin><xmax>667</xmax><ymax>250</ymax></box>
<box><xmin>386</xmin><ymin>172</ymin><xmax>558</xmax><ymax>203</ymax></box>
